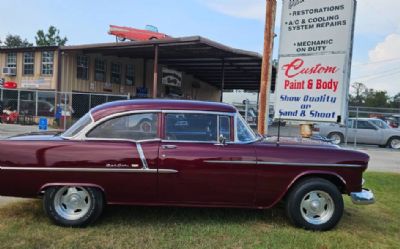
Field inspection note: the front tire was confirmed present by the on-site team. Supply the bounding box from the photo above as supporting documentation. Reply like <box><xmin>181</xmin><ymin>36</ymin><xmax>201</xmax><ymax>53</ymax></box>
<box><xmin>285</xmin><ymin>178</ymin><xmax>344</xmax><ymax>231</ymax></box>
<box><xmin>44</xmin><ymin>186</ymin><xmax>104</xmax><ymax>227</ymax></box>
<box><xmin>387</xmin><ymin>136</ymin><xmax>400</xmax><ymax>149</ymax></box>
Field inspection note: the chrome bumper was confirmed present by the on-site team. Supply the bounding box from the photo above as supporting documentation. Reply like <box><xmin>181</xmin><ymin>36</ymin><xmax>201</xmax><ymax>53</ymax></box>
<box><xmin>350</xmin><ymin>189</ymin><xmax>375</xmax><ymax>205</ymax></box>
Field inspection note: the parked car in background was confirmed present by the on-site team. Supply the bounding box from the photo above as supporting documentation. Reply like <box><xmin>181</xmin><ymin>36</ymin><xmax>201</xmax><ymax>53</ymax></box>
<box><xmin>315</xmin><ymin>118</ymin><xmax>400</xmax><ymax>149</ymax></box>
<box><xmin>0</xmin><ymin>100</ymin><xmax>374</xmax><ymax>230</ymax></box>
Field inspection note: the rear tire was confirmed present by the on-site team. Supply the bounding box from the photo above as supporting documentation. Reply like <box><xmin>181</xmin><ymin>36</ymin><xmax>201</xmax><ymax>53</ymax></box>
<box><xmin>285</xmin><ymin>178</ymin><xmax>344</xmax><ymax>231</ymax></box>
<box><xmin>327</xmin><ymin>132</ymin><xmax>344</xmax><ymax>145</ymax></box>
<box><xmin>44</xmin><ymin>186</ymin><xmax>104</xmax><ymax>227</ymax></box>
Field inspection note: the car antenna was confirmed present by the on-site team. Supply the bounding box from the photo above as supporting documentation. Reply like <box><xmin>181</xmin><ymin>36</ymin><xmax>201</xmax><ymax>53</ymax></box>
<box><xmin>277</xmin><ymin>116</ymin><xmax>282</xmax><ymax>146</ymax></box>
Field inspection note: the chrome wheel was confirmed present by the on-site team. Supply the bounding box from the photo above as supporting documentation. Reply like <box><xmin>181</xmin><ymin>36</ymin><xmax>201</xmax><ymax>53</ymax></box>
<box><xmin>53</xmin><ymin>186</ymin><xmax>92</xmax><ymax>221</ymax></box>
<box><xmin>300</xmin><ymin>190</ymin><xmax>335</xmax><ymax>225</ymax></box>
<box><xmin>390</xmin><ymin>138</ymin><xmax>400</xmax><ymax>149</ymax></box>
<box><xmin>329</xmin><ymin>134</ymin><xmax>342</xmax><ymax>145</ymax></box>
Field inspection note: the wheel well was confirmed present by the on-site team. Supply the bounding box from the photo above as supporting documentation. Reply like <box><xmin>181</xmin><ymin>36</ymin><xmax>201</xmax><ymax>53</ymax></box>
<box><xmin>387</xmin><ymin>136</ymin><xmax>400</xmax><ymax>143</ymax></box>
<box><xmin>285</xmin><ymin>174</ymin><xmax>347</xmax><ymax>200</ymax></box>
<box><xmin>327</xmin><ymin>132</ymin><xmax>343</xmax><ymax>138</ymax></box>
<box><xmin>38</xmin><ymin>184</ymin><xmax>107</xmax><ymax>203</ymax></box>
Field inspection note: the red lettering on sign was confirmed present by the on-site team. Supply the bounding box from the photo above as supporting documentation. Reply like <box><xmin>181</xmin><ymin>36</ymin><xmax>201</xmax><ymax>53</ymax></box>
<box><xmin>282</xmin><ymin>58</ymin><xmax>339</xmax><ymax>78</ymax></box>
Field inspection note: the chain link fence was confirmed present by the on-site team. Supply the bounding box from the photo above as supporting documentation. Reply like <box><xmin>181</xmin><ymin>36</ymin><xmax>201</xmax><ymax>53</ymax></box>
<box><xmin>0</xmin><ymin>88</ymin><xmax>129</xmax><ymax>129</ymax></box>
<box><xmin>233</xmin><ymin>102</ymin><xmax>400</xmax><ymax>147</ymax></box>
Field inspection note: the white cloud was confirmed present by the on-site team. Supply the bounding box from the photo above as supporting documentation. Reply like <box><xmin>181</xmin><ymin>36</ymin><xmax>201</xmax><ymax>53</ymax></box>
<box><xmin>352</xmin><ymin>33</ymin><xmax>400</xmax><ymax>95</ymax></box>
<box><xmin>368</xmin><ymin>33</ymin><xmax>400</xmax><ymax>62</ymax></box>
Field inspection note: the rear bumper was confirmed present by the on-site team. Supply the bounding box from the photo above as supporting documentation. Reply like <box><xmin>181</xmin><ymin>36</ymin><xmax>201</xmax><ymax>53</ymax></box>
<box><xmin>350</xmin><ymin>188</ymin><xmax>375</xmax><ymax>205</ymax></box>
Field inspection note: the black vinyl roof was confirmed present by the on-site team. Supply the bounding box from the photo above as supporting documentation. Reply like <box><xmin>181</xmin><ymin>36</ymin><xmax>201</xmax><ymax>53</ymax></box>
<box><xmin>62</xmin><ymin>36</ymin><xmax>275</xmax><ymax>90</ymax></box>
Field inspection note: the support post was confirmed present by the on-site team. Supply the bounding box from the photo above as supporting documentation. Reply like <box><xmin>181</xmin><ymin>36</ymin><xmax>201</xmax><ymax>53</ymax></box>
<box><xmin>220</xmin><ymin>59</ymin><xmax>225</xmax><ymax>102</ymax></box>
<box><xmin>257</xmin><ymin>0</ymin><xmax>276</xmax><ymax>135</ymax></box>
<box><xmin>152</xmin><ymin>45</ymin><xmax>159</xmax><ymax>98</ymax></box>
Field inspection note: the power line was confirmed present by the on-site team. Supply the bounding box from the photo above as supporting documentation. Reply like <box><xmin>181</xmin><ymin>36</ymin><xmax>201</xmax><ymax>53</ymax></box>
<box><xmin>352</xmin><ymin>57</ymin><xmax>400</xmax><ymax>67</ymax></box>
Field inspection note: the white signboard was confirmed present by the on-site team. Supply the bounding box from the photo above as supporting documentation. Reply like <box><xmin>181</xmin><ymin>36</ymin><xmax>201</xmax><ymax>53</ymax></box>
<box><xmin>274</xmin><ymin>54</ymin><xmax>347</xmax><ymax>122</ymax></box>
<box><xmin>21</xmin><ymin>78</ymin><xmax>52</xmax><ymax>89</ymax></box>
<box><xmin>274</xmin><ymin>0</ymin><xmax>356</xmax><ymax>123</ymax></box>
<box><xmin>279</xmin><ymin>0</ymin><xmax>356</xmax><ymax>55</ymax></box>
<box><xmin>162</xmin><ymin>68</ymin><xmax>182</xmax><ymax>88</ymax></box>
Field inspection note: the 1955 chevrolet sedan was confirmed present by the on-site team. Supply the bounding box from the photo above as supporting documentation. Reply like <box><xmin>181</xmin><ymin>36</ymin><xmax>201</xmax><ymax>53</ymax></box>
<box><xmin>0</xmin><ymin>99</ymin><xmax>374</xmax><ymax>230</ymax></box>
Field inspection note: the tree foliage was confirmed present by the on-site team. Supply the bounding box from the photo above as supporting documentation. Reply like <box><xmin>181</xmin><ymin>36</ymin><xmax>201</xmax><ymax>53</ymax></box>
<box><xmin>35</xmin><ymin>26</ymin><xmax>67</xmax><ymax>46</ymax></box>
<box><xmin>2</xmin><ymin>34</ymin><xmax>33</xmax><ymax>47</ymax></box>
<box><xmin>349</xmin><ymin>82</ymin><xmax>399</xmax><ymax>108</ymax></box>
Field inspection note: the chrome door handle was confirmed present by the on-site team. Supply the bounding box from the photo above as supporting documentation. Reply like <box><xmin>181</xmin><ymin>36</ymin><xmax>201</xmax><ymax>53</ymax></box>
<box><xmin>162</xmin><ymin>145</ymin><xmax>177</xmax><ymax>149</ymax></box>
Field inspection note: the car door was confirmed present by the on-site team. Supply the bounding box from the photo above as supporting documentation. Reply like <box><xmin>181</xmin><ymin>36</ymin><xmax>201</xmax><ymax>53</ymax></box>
<box><xmin>157</xmin><ymin>112</ymin><xmax>257</xmax><ymax>206</ymax></box>
<box><xmin>352</xmin><ymin>120</ymin><xmax>381</xmax><ymax>144</ymax></box>
<box><xmin>84</xmin><ymin>112</ymin><xmax>161</xmax><ymax>203</ymax></box>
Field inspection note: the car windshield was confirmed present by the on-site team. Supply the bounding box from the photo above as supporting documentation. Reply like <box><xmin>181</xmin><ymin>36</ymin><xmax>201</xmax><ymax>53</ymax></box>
<box><xmin>369</xmin><ymin>119</ymin><xmax>390</xmax><ymax>129</ymax></box>
<box><xmin>62</xmin><ymin>113</ymin><xmax>92</xmax><ymax>138</ymax></box>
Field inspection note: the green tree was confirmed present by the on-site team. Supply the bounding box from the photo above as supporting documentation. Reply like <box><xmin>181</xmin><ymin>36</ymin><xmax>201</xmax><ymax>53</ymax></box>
<box><xmin>3</xmin><ymin>34</ymin><xmax>33</xmax><ymax>47</ymax></box>
<box><xmin>364</xmin><ymin>89</ymin><xmax>391</xmax><ymax>108</ymax></box>
<box><xmin>35</xmin><ymin>26</ymin><xmax>67</xmax><ymax>46</ymax></box>
<box><xmin>349</xmin><ymin>82</ymin><xmax>368</xmax><ymax>106</ymax></box>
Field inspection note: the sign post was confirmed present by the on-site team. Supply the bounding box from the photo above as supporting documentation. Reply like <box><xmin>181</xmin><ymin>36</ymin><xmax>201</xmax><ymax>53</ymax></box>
<box><xmin>274</xmin><ymin>0</ymin><xmax>357</xmax><ymax>124</ymax></box>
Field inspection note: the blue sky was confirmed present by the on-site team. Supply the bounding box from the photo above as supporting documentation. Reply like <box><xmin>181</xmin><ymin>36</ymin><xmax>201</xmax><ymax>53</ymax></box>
<box><xmin>1</xmin><ymin>0</ymin><xmax>399</xmax><ymax>96</ymax></box>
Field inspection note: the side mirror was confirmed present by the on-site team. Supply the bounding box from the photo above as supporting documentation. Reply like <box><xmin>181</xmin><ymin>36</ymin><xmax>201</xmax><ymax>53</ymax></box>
<box><xmin>218</xmin><ymin>135</ymin><xmax>227</xmax><ymax>145</ymax></box>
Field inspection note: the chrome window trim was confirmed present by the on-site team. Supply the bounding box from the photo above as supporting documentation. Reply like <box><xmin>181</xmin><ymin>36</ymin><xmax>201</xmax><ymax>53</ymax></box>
<box><xmin>163</xmin><ymin>111</ymin><xmax>234</xmax><ymax>143</ymax></box>
<box><xmin>161</xmin><ymin>110</ymin><xmax>235</xmax><ymax>116</ymax></box>
<box><xmin>136</xmin><ymin>143</ymin><xmax>149</xmax><ymax>169</ymax></box>
<box><xmin>64</xmin><ymin>109</ymin><xmax>244</xmax><ymax>143</ymax></box>
<box><xmin>67</xmin><ymin>110</ymin><xmax>161</xmax><ymax>141</ymax></box>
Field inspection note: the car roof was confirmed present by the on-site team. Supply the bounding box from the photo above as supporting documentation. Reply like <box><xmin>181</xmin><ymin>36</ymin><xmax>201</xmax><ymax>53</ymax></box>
<box><xmin>90</xmin><ymin>99</ymin><xmax>237</xmax><ymax>121</ymax></box>
<box><xmin>349</xmin><ymin>118</ymin><xmax>382</xmax><ymax>121</ymax></box>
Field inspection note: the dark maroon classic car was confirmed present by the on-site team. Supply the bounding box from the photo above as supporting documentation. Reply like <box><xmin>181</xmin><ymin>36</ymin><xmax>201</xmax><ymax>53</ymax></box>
<box><xmin>0</xmin><ymin>100</ymin><xmax>374</xmax><ymax>230</ymax></box>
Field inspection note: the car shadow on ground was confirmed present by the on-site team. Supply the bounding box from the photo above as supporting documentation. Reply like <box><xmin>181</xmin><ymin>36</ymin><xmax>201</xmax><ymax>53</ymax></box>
<box><xmin>97</xmin><ymin>203</ymin><xmax>290</xmax><ymax>227</ymax></box>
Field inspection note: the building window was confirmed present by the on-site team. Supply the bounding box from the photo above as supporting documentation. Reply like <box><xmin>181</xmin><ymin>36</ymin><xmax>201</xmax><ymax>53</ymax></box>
<box><xmin>23</xmin><ymin>52</ymin><xmax>35</xmax><ymax>75</ymax></box>
<box><xmin>6</xmin><ymin>52</ymin><xmax>17</xmax><ymax>68</ymax></box>
<box><xmin>94</xmin><ymin>58</ymin><xmax>106</xmax><ymax>82</ymax></box>
<box><xmin>41</xmin><ymin>51</ymin><xmax>54</xmax><ymax>75</ymax></box>
<box><xmin>126</xmin><ymin>64</ymin><xmax>135</xmax><ymax>85</ymax></box>
<box><xmin>77</xmin><ymin>55</ymin><xmax>89</xmax><ymax>80</ymax></box>
<box><xmin>111</xmin><ymin>63</ymin><xmax>121</xmax><ymax>84</ymax></box>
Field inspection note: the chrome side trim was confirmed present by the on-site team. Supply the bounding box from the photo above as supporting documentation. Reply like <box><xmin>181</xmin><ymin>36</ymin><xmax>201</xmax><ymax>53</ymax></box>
<box><xmin>136</xmin><ymin>143</ymin><xmax>149</xmax><ymax>169</ymax></box>
<box><xmin>203</xmin><ymin>160</ymin><xmax>363</xmax><ymax>168</ymax></box>
<box><xmin>0</xmin><ymin>166</ymin><xmax>177</xmax><ymax>174</ymax></box>
<box><xmin>258</xmin><ymin>162</ymin><xmax>364</xmax><ymax>168</ymax></box>
<box><xmin>204</xmin><ymin>160</ymin><xmax>257</xmax><ymax>165</ymax></box>
<box><xmin>158</xmin><ymin>169</ymin><xmax>179</xmax><ymax>174</ymax></box>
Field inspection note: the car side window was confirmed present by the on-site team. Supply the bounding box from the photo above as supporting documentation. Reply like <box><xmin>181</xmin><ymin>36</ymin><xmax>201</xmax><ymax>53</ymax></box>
<box><xmin>165</xmin><ymin>113</ymin><xmax>217</xmax><ymax>142</ymax></box>
<box><xmin>356</xmin><ymin>121</ymin><xmax>376</xmax><ymax>130</ymax></box>
<box><xmin>347</xmin><ymin>120</ymin><xmax>353</xmax><ymax>128</ymax></box>
<box><xmin>219</xmin><ymin>116</ymin><xmax>231</xmax><ymax>142</ymax></box>
<box><xmin>87</xmin><ymin>113</ymin><xmax>159</xmax><ymax>140</ymax></box>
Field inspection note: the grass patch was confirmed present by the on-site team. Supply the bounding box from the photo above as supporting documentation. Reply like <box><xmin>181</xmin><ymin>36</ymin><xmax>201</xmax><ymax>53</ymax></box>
<box><xmin>0</xmin><ymin>172</ymin><xmax>399</xmax><ymax>249</ymax></box>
